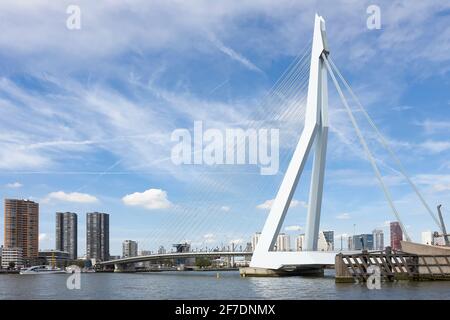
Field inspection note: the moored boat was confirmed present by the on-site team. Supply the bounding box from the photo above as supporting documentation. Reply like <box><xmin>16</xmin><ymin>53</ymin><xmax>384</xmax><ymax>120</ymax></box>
<box><xmin>19</xmin><ymin>265</ymin><xmax>66</xmax><ymax>275</ymax></box>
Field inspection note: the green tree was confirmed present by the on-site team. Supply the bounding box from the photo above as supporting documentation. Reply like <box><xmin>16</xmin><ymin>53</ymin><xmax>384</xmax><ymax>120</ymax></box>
<box><xmin>195</xmin><ymin>257</ymin><xmax>212</xmax><ymax>268</ymax></box>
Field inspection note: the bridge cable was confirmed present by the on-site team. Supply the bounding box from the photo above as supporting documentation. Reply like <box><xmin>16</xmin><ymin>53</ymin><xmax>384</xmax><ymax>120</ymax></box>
<box><xmin>322</xmin><ymin>54</ymin><xmax>412</xmax><ymax>242</ymax></box>
<box><xmin>168</xmin><ymin>50</ymin><xmax>311</xmax><ymax>249</ymax></box>
<box><xmin>137</xmin><ymin>44</ymin><xmax>312</xmax><ymax>252</ymax></box>
<box><xmin>328</xmin><ymin>57</ymin><xmax>442</xmax><ymax>231</ymax></box>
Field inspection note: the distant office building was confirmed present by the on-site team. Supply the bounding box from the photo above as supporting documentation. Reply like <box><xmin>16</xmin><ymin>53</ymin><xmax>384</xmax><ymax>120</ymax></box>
<box><xmin>318</xmin><ymin>231</ymin><xmax>334</xmax><ymax>251</ymax></box>
<box><xmin>38</xmin><ymin>250</ymin><xmax>70</xmax><ymax>268</ymax></box>
<box><xmin>139</xmin><ymin>250</ymin><xmax>152</xmax><ymax>256</ymax></box>
<box><xmin>244</xmin><ymin>242</ymin><xmax>252</xmax><ymax>252</ymax></box>
<box><xmin>353</xmin><ymin>234</ymin><xmax>374</xmax><ymax>250</ymax></box>
<box><xmin>323</xmin><ymin>231</ymin><xmax>334</xmax><ymax>249</ymax></box>
<box><xmin>372</xmin><ymin>229</ymin><xmax>384</xmax><ymax>250</ymax></box>
<box><xmin>276</xmin><ymin>233</ymin><xmax>290</xmax><ymax>251</ymax></box>
<box><xmin>173</xmin><ymin>243</ymin><xmax>193</xmax><ymax>266</ymax></box>
<box><xmin>434</xmin><ymin>233</ymin><xmax>446</xmax><ymax>246</ymax></box>
<box><xmin>174</xmin><ymin>243</ymin><xmax>190</xmax><ymax>253</ymax></box>
<box><xmin>4</xmin><ymin>199</ymin><xmax>39</xmax><ymax>264</ymax></box>
<box><xmin>390</xmin><ymin>221</ymin><xmax>403</xmax><ymax>250</ymax></box>
<box><xmin>0</xmin><ymin>245</ymin><xmax>2</xmax><ymax>267</ymax></box>
<box><xmin>348</xmin><ymin>236</ymin><xmax>353</xmax><ymax>250</ymax></box>
<box><xmin>296</xmin><ymin>234</ymin><xmax>305</xmax><ymax>251</ymax></box>
<box><xmin>122</xmin><ymin>240</ymin><xmax>138</xmax><ymax>258</ymax></box>
<box><xmin>1</xmin><ymin>247</ymin><xmax>24</xmax><ymax>269</ymax></box>
<box><xmin>56</xmin><ymin>212</ymin><xmax>78</xmax><ymax>260</ymax></box>
<box><xmin>86</xmin><ymin>212</ymin><xmax>110</xmax><ymax>262</ymax></box>
<box><xmin>421</xmin><ymin>231</ymin><xmax>434</xmax><ymax>245</ymax></box>
<box><xmin>109</xmin><ymin>255</ymin><xmax>121</xmax><ymax>260</ymax></box>
<box><xmin>157</xmin><ymin>246</ymin><xmax>166</xmax><ymax>255</ymax></box>
<box><xmin>251</xmin><ymin>232</ymin><xmax>261</xmax><ymax>252</ymax></box>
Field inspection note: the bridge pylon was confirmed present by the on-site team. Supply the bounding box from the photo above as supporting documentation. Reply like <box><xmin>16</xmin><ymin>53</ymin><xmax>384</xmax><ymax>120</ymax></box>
<box><xmin>250</xmin><ymin>14</ymin><xmax>334</xmax><ymax>270</ymax></box>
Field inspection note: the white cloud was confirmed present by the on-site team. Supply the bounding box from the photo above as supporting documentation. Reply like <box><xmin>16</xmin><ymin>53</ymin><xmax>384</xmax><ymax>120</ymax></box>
<box><xmin>0</xmin><ymin>145</ymin><xmax>51</xmax><ymax>170</ymax></box>
<box><xmin>434</xmin><ymin>184</ymin><xmax>450</xmax><ymax>192</ymax></box>
<box><xmin>328</xmin><ymin>169</ymin><xmax>404</xmax><ymax>188</ymax></box>
<box><xmin>209</xmin><ymin>35</ymin><xmax>263</xmax><ymax>73</ymax></box>
<box><xmin>294</xmin><ymin>200</ymin><xmax>308</xmax><ymax>208</ymax></box>
<box><xmin>220</xmin><ymin>206</ymin><xmax>230</xmax><ymax>212</ymax></box>
<box><xmin>230</xmin><ymin>239</ymin><xmax>243</xmax><ymax>245</ymax></box>
<box><xmin>392</xmin><ymin>105</ymin><xmax>413</xmax><ymax>111</ymax></box>
<box><xmin>44</xmin><ymin>191</ymin><xmax>98</xmax><ymax>203</ymax></box>
<box><xmin>285</xmin><ymin>225</ymin><xmax>302</xmax><ymax>231</ymax></box>
<box><xmin>39</xmin><ymin>233</ymin><xmax>50</xmax><ymax>241</ymax></box>
<box><xmin>6</xmin><ymin>182</ymin><xmax>22</xmax><ymax>188</ymax></box>
<box><xmin>419</xmin><ymin>140</ymin><xmax>450</xmax><ymax>153</ymax></box>
<box><xmin>122</xmin><ymin>188</ymin><xmax>172</xmax><ymax>210</ymax></box>
<box><xmin>256</xmin><ymin>199</ymin><xmax>273</xmax><ymax>210</ymax></box>
<box><xmin>0</xmin><ymin>70</ymin><xmax>249</xmax><ymax>182</ymax></box>
<box><xmin>203</xmin><ymin>233</ymin><xmax>215</xmax><ymax>243</ymax></box>
<box><xmin>418</xmin><ymin>120</ymin><xmax>450</xmax><ymax>135</ymax></box>
<box><xmin>256</xmin><ymin>199</ymin><xmax>306</xmax><ymax>210</ymax></box>
<box><xmin>414</xmin><ymin>174</ymin><xmax>450</xmax><ymax>194</ymax></box>
<box><xmin>336</xmin><ymin>213</ymin><xmax>351</xmax><ymax>220</ymax></box>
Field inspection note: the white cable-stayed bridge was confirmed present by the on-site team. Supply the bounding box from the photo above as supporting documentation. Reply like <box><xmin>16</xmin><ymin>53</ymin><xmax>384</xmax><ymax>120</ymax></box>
<box><xmin>98</xmin><ymin>14</ymin><xmax>445</xmax><ymax>275</ymax></box>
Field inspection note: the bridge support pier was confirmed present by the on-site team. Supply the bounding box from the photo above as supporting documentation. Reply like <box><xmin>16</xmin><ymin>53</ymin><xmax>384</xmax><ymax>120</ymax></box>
<box><xmin>114</xmin><ymin>263</ymin><xmax>136</xmax><ymax>273</ymax></box>
<box><xmin>240</xmin><ymin>266</ymin><xmax>325</xmax><ymax>277</ymax></box>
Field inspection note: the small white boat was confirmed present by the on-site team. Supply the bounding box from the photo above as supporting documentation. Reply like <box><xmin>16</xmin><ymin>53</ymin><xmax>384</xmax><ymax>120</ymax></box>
<box><xmin>20</xmin><ymin>265</ymin><xmax>66</xmax><ymax>275</ymax></box>
<box><xmin>82</xmin><ymin>268</ymin><xmax>96</xmax><ymax>273</ymax></box>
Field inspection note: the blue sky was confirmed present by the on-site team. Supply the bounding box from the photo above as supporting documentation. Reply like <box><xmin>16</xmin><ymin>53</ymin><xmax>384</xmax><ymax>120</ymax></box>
<box><xmin>1</xmin><ymin>1</ymin><xmax>450</xmax><ymax>256</ymax></box>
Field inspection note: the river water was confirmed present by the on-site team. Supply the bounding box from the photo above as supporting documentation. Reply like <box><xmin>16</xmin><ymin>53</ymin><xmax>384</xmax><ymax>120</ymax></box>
<box><xmin>0</xmin><ymin>270</ymin><xmax>449</xmax><ymax>299</ymax></box>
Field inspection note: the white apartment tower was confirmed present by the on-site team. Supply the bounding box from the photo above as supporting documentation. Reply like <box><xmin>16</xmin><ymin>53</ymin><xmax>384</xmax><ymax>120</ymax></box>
<box><xmin>251</xmin><ymin>232</ymin><xmax>261</xmax><ymax>252</ymax></box>
<box><xmin>276</xmin><ymin>233</ymin><xmax>290</xmax><ymax>251</ymax></box>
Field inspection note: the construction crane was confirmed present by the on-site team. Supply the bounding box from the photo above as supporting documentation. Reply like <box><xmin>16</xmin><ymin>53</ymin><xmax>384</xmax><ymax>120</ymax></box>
<box><xmin>437</xmin><ymin>205</ymin><xmax>450</xmax><ymax>246</ymax></box>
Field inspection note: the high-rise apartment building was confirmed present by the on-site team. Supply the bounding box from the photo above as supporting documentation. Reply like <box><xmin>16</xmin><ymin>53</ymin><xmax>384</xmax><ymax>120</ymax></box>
<box><xmin>390</xmin><ymin>221</ymin><xmax>403</xmax><ymax>250</ymax></box>
<box><xmin>4</xmin><ymin>199</ymin><xmax>39</xmax><ymax>264</ymax></box>
<box><xmin>276</xmin><ymin>233</ymin><xmax>290</xmax><ymax>251</ymax></box>
<box><xmin>122</xmin><ymin>240</ymin><xmax>138</xmax><ymax>258</ymax></box>
<box><xmin>86</xmin><ymin>212</ymin><xmax>109</xmax><ymax>262</ymax></box>
<box><xmin>348</xmin><ymin>236</ymin><xmax>353</xmax><ymax>250</ymax></box>
<box><xmin>56</xmin><ymin>212</ymin><xmax>78</xmax><ymax>260</ymax></box>
<box><xmin>295</xmin><ymin>234</ymin><xmax>305</xmax><ymax>251</ymax></box>
<box><xmin>251</xmin><ymin>232</ymin><xmax>261</xmax><ymax>252</ymax></box>
<box><xmin>372</xmin><ymin>229</ymin><xmax>384</xmax><ymax>250</ymax></box>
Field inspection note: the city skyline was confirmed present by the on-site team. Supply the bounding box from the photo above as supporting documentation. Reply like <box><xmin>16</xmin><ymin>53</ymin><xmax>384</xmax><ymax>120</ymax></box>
<box><xmin>1</xmin><ymin>197</ymin><xmax>446</xmax><ymax>256</ymax></box>
<box><xmin>0</xmin><ymin>196</ymin><xmax>447</xmax><ymax>265</ymax></box>
<box><xmin>0</xmin><ymin>2</ymin><xmax>449</xmax><ymax>255</ymax></box>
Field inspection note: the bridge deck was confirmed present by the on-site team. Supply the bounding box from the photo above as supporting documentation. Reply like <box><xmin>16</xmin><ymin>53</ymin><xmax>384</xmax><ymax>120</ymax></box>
<box><xmin>98</xmin><ymin>251</ymin><xmax>252</xmax><ymax>265</ymax></box>
<box><xmin>98</xmin><ymin>250</ymin><xmax>359</xmax><ymax>267</ymax></box>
